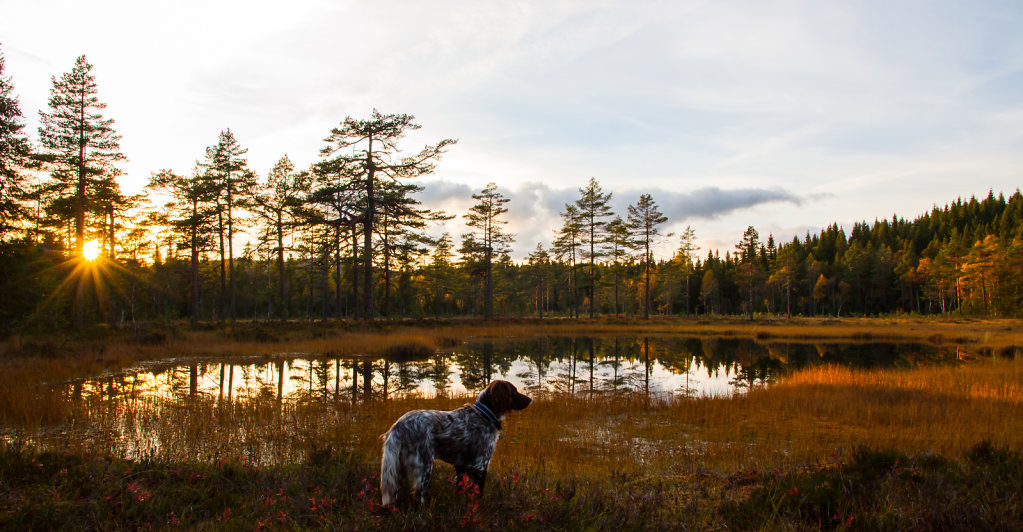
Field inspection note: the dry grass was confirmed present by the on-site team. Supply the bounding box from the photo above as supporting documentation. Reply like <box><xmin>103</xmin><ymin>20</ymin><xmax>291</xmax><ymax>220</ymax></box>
<box><xmin>9</xmin><ymin>356</ymin><xmax>1020</xmax><ymax>486</ymax></box>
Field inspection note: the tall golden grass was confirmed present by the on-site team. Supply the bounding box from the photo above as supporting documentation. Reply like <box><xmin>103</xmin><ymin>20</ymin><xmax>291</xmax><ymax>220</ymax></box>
<box><xmin>7</xmin><ymin>353</ymin><xmax>1020</xmax><ymax>484</ymax></box>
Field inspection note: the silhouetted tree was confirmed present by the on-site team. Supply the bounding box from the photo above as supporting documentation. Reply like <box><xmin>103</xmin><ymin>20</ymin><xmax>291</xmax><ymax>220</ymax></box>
<box><xmin>0</xmin><ymin>46</ymin><xmax>34</xmax><ymax>240</ymax></box>
<box><xmin>38</xmin><ymin>55</ymin><xmax>124</xmax><ymax>256</ymax></box>
<box><xmin>251</xmin><ymin>155</ymin><xmax>310</xmax><ymax>319</ymax></box>
<box><xmin>203</xmin><ymin>129</ymin><xmax>255</xmax><ymax>321</ymax></box>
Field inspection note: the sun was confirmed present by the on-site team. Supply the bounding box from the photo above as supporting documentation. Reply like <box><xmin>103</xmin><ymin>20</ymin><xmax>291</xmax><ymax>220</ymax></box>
<box><xmin>83</xmin><ymin>240</ymin><xmax>100</xmax><ymax>261</ymax></box>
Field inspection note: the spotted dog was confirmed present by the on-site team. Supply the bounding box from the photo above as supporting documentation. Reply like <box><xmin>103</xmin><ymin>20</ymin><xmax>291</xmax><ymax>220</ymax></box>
<box><xmin>380</xmin><ymin>380</ymin><xmax>531</xmax><ymax>507</ymax></box>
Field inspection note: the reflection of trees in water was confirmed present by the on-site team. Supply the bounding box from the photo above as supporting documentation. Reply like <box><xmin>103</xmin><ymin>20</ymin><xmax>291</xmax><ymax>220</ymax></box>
<box><xmin>515</xmin><ymin>336</ymin><xmax>551</xmax><ymax>392</ymax></box>
<box><xmin>730</xmin><ymin>356</ymin><xmax>785</xmax><ymax>389</ymax></box>
<box><xmin>65</xmin><ymin>338</ymin><xmax>942</xmax><ymax>407</ymax></box>
<box><xmin>422</xmin><ymin>353</ymin><xmax>454</xmax><ymax>397</ymax></box>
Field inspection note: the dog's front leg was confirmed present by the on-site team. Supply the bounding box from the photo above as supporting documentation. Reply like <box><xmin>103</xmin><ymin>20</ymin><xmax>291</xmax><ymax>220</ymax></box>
<box><xmin>454</xmin><ymin>465</ymin><xmax>487</xmax><ymax>494</ymax></box>
<box><xmin>468</xmin><ymin>467</ymin><xmax>487</xmax><ymax>493</ymax></box>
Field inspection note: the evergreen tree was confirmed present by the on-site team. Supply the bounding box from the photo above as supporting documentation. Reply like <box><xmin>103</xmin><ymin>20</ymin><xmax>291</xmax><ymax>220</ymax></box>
<box><xmin>606</xmin><ymin>216</ymin><xmax>630</xmax><ymax>316</ymax></box>
<box><xmin>575</xmin><ymin>177</ymin><xmax>613</xmax><ymax>318</ymax></box>
<box><xmin>462</xmin><ymin>182</ymin><xmax>513</xmax><ymax>318</ymax></box>
<box><xmin>627</xmin><ymin>193</ymin><xmax>668</xmax><ymax>319</ymax></box>
<box><xmin>147</xmin><ymin>167</ymin><xmax>218</xmax><ymax>321</ymax></box>
<box><xmin>736</xmin><ymin>225</ymin><xmax>760</xmax><ymax>320</ymax></box>
<box><xmin>554</xmin><ymin>204</ymin><xmax>583</xmax><ymax>318</ymax></box>
<box><xmin>0</xmin><ymin>45</ymin><xmax>34</xmax><ymax>240</ymax></box>
<box><xmin>37</xmin><ymin>55</ymin><xmax>124</xmax><ymax>256</ymax></box>
<box><xmin>527</xmin><ymin>243</ymin><xmax>551</xmax><ymax>318</ymax></box>
<box><xmin>251</xmin><ymin>155</ymin><xmax>311</xmax><ymax>320</ymax></box>
<box><xmin>318</xmin><ymin>110</ymin><xmax>454</xmax><ymax>319</ymax></box>
<box><xmin>203</xmin><ymin>129</ymin><xmax>255</xmax><ymax>321</ymax></box>
<box><xmin>677</xmin><ymin>225</ymin><xmax>699</xmax><ymax>315</ymax></box>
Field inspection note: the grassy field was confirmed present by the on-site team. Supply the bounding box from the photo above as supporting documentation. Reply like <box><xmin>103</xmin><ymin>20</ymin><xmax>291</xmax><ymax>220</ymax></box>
<box><xmin>1</xmin><ymin>317</ymin><xmax>1022</xmax><ymax>529</ymax></box>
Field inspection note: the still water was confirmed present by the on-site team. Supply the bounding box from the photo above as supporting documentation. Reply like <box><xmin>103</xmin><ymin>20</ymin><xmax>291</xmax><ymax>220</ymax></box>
<box><xmin>67</xmin><ymin>336</ymin><xmax>957</xmax><ymax>405</ymax></box>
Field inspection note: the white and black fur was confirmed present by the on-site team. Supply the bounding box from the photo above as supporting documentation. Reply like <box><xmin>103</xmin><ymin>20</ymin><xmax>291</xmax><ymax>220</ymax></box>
<box><xmin>380</xmin><ymin>380</ymin><xmax>531</xmax><ymax>507</ymax></box>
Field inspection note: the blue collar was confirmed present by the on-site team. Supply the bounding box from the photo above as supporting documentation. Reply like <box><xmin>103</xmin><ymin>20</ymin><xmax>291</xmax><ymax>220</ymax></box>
<box><xmin>471</xmin><ymin>400</ymin><xmax>502</xmax><ymax>430</ymax></box>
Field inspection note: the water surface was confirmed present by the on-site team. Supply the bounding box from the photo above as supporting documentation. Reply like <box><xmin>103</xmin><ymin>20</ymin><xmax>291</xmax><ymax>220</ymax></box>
<box><xmin>67</xmin><ymin>336</ymin><xmax>957</xmax><ymax>405</ymax></box>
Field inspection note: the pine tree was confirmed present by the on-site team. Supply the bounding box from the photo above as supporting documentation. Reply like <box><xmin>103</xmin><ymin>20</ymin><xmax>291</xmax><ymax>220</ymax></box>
<box><xmin>318</xmin><ymin>110</ymin><xmax>454</xmax><ymax>319</ymax></box>
<box><xmin>251</xmin><ymin>155</ymin><xmax>311</xmax><ymax>320</ymax></box>
<box><xmin>462</xmin><ymin>182</ymin><xmax>513</xmax><ymax>318</ymax></box>
<box><xmin>606</xmin><ymin>216</ymin><xmax>630</xmax><ymax>316</ymax></box>
<box><xmin>527</xmin><ymin>243</ymin><xmax>551</xmax><ymax>318</ymax></box>
<box><xmin>627</xmin><ymin>194</ymin><xmax>668</xmax><ymax>319</ymax></box>
<box><xmin>0</xmin><ymin>45</ymin><xmax>35</xmax><ymax>240</ymax></box>
<box><xmin>38</xmin><ymin>55</ymin><xmax>124</xmax><ymax>256</ymax></box>
<box><xmin>575</xmin><ymin>177</ymin><xmax>613</xmax><ymax>318</ymax></box>
<box><xmin>203</xmin><ymin>129</ymin><xmax>255</xmax><ymax>321</ymax></box>
<box><xmin>677</xmin><ymin>226</ymin><xmax>699</xmax><ymax>315</ymax></box>
<box><xmin>147</xmin><ymin>167</ymin><xmax>218</xmax><ymax>321</ymax></box>
<box><xmin>554</xmin><ymin>204</ymin><xmax>583</xmax><ymax>318</ymax></box>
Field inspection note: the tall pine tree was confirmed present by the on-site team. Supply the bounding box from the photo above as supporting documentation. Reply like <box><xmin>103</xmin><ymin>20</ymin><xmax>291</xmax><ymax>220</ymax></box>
<box><xmin>627</xmin><ymin>193</ymin><xmax>668</xmax><ymax>319</ymax></box>
<box><xmin>38</xmin><ymin>55</ymin><xmax>124</xmax><ymax>256</ymax></box>
<box><xmin>203</xmin><ymin>129</ymin><xmax>254</xmax><ymax>321</ymax></box>
<box><xmin>0</xmin><ymin>45</ymin><xmax>34</xmax><ymax>240</ymax></box>
<box><xmin>575</xmin><ymin>177</ymin><xmax>613</xmax><ymax>318</ymax></box>
<box><xmin>318</xmin><ymin>110</ymin><xmax>454</xmax><ymax>319</ymax></box>
<box><xmin>462</xmin><ymin>182</ymin><xmax>513</xmax><ymax>319</ymax></box>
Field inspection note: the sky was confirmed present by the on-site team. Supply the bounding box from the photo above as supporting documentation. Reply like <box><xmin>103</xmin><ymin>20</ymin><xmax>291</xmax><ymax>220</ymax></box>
<box><xmin>2</xmin><ymin>0</ymin><xmax>1022</xmax><ymax>259</ymax></box>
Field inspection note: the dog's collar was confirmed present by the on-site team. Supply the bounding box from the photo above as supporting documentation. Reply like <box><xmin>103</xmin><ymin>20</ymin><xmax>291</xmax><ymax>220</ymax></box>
<box><xmin>471</xmin><ymin>400</ymin><xmax>502</xmax><ymax>430</ymax></box>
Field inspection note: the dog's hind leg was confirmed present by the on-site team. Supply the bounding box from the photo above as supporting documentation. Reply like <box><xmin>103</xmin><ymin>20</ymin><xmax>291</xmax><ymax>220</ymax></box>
<box><xmin>408</xmin><ymin>453</ymin><xmax>433</xmax><ymax>508</ymax></box>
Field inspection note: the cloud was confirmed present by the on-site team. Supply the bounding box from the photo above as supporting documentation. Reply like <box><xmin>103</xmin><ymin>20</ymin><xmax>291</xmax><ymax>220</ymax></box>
<box><xmin>417</xmin><ymin>179</ymin><xmax>803</xmax><ymax>257</ymax></box>
<box><xmin>635</xmin><ymin>186</ymin><xmax>803</xmax><ymax>221</ymax></box>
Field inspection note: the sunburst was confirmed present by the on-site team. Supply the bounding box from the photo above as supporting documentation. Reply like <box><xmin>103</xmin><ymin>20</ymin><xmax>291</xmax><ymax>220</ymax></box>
<box><xmin>83</xmin><ymin>240</ymin><xmax>100</xmax><ymax>261</ymax></box>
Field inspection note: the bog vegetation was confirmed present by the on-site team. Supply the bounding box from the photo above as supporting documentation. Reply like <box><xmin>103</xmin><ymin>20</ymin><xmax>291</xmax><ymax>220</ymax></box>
<box><xmin>3</xmin><ymin>46</ymin><xmax>1023</xmax><ymax>529</ymax></box>
<box><xmin>2</xmin><ymin>48</ymin><xmax>1023</xmax><ymax>334</ymax></box>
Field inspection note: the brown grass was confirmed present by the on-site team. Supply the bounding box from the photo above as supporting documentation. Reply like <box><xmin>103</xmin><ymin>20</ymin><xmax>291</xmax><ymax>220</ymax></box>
<box><xmin>8</xmin><ymin>355</ymin><xmax>1020</xmax><ymax>486</ymax></box>
<box><xmin>3</xmin><ymin>317</ymin><xmax>1022</xmax><ymax>474</ymax></box>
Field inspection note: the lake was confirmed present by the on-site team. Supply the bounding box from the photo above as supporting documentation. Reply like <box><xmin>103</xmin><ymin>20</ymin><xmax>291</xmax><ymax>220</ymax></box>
<box><xmin>66</xmin><ymin>335</ymin><xmax>959</xmax><ymax>405</ymax></box>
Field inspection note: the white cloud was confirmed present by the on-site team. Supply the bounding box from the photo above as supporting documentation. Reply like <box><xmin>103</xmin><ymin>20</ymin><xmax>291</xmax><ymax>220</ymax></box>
<box><xmin>2</xmin><ymin>0</ymin><xmax>1022</xmax><ymax>259</ymax></box>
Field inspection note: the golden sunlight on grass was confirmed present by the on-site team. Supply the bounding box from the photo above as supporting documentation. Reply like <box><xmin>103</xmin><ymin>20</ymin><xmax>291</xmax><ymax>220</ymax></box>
<box><xmin>7</xmin><ymin>356</ymin><xmax>1019</xmax><ymax>484</ymax></box>
<box><xmin>82</xmin><ymin>240</ymin><xmax>100</xmax><ymax>261</ymax></box>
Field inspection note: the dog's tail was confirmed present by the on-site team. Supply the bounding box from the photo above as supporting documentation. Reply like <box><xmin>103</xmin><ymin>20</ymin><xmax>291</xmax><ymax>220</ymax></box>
<box><xmin>380</xmin><ymin>430</ymin><xmax>402</xmax><ymax>508</ymax></box>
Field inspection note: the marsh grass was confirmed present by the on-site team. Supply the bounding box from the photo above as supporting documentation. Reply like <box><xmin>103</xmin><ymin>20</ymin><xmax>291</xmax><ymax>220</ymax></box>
<box><xmin>3</xmin><ymin>318</ymin><xmax>1023</xmax><ymax>528</ymax></box>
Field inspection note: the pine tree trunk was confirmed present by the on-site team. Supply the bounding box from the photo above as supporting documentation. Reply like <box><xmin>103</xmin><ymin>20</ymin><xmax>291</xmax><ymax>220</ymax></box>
<box><xmin>363</xmin><ymin>143</ymin><xmax>375</xmax><ymax>319</ymax></box>
<box><xmin>277</xmin><ymin>211</ymin><xmax>286</xmax><ymax>320</ymax></box>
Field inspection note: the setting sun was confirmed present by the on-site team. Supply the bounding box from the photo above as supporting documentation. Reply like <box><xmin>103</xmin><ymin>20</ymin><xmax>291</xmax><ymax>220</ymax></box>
<box><xmin>83</xmin><ymin>240</ymin><xmax>100</xmax><ymax>261</ymax></box>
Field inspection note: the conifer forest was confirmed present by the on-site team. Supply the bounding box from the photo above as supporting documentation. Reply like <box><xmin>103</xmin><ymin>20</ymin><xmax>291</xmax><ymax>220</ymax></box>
<box><xmin>2</xmin><ymin>49</ymin><xmax>1022</xmax><ymax>333</ymax></box>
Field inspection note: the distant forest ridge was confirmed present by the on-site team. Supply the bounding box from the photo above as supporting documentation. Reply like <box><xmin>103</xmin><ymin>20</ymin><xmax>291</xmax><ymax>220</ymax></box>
<box><xmin>1</xmin><ymin>49</ymin><xmax>1022</xmax><ymax>329</ymax></box>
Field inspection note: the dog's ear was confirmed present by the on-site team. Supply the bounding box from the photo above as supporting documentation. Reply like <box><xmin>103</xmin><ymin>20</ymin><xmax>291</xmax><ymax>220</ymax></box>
<box><xmin>484</xmin><ymin>380</ymin><xmax>530</xmax><ymax>414</ymax></box>
<box><xmin>484</xmin><ymin>380</ymin><xmax>514</xmax><ymax>414</ymax></box>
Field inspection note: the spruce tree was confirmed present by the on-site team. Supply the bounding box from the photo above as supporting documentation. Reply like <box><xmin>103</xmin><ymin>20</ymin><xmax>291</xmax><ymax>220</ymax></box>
<box><xmin>736</xmin><ymin>225</ymin><xmax>761</xmax><ymax>320</ymax></box>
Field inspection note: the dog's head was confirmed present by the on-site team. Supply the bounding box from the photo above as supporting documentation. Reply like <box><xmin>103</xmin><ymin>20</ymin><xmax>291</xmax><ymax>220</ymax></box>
<box><xmin>481</xmin><ymin>380</ymin><xmax>531</xmax><ymax>416</ymax></box>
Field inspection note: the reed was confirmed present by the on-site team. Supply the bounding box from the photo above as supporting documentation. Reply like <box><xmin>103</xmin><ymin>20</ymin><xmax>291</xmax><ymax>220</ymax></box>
<box><xmin>10</xmin><ymin>357</ymin><xmax>1020</xmax><ymax>482</ymax></box>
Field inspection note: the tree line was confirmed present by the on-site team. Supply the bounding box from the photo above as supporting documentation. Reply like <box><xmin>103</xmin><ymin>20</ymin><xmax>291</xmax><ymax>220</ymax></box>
<box><xmin>2</xmin><ymin>49</ymin><xmax>1022</xmax><ymax>332</ymax></box>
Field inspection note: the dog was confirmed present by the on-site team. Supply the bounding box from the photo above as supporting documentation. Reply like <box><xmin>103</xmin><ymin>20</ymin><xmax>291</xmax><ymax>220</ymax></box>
<box><xmin>380</xmin><ymin>379</ymin><xmax>531</xmax><ymax>507</ymax></box>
